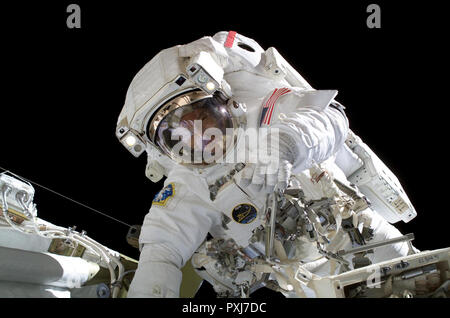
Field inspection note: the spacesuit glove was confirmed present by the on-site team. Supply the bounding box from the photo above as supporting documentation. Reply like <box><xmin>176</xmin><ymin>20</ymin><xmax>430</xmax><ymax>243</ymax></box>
<box><xmin>240</xmin><ymin>131</ymin><xmax>296</xmax><ymax>194</ymax></box>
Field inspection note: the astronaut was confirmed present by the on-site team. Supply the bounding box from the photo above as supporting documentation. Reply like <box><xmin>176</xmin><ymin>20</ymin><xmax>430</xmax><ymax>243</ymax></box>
<box><xmin>116</xmin><ymin>31</ymin><xmax>416</xmax><ymax>297</ymax></box>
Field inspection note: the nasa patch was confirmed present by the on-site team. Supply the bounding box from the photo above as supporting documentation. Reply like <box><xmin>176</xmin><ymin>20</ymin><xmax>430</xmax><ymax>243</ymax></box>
<box><xmin>152</xmin><ymin>183</ymin><xmax>175</xmax><ymax>207</ymax></box>
<box><xmin>232</xmin><ymin>203</ymin><xmax>257</xmax><ymax>224</ymax></box>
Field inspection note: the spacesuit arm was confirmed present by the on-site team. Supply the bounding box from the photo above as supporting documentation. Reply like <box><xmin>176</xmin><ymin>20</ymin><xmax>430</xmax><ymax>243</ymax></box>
<box><xmin>269</xmin><ymin>90</ymin><xmax>349</xmax><ymax>174</ymax></box>
<box><xmin>127</xmin><ymin>181</ymin><xmax>220</xmax><ymax>298</ymax></box>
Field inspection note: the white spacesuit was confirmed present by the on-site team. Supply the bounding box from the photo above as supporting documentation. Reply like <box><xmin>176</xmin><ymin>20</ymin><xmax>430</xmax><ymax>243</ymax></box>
<box><xmin>116</xmin><ymin>31</ymin><xmax>417</xmax><ymax>298</ymax></box>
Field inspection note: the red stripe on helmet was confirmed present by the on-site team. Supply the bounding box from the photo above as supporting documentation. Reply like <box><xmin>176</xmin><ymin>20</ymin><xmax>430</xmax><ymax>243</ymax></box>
<box><xmin>224</xmin><ymin>31</ymin><xmax>237</xmax><ymax>48</ymax></box>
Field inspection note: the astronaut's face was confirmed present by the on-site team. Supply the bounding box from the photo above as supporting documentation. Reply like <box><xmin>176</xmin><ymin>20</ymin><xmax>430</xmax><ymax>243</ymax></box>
<box><xmin>178</xmin><ymin>108</ymin><xmax>222</xmax><ymax>156</ymax></box>
<box><xmin>180</xmin><ymin>107</ymin><xmax>218</xmax><ymax>138</ymax></box>
<box><xmin>155</xmin><ymin>96</ymin><xmax>235</xmax><ymax>165</ymax></box>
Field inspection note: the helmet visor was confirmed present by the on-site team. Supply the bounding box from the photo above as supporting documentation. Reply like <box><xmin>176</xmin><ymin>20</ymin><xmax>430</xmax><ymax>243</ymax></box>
<box><xmin>154</xmin><ymin>96</ymin><xmax>235</xmax><ymax>166</ymax></box>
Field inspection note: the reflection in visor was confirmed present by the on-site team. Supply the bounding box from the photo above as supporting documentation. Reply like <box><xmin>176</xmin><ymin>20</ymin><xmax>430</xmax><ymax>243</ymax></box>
<box><xmin>155</xmin><ymin>96</ymin><xmax>235</xmax><ymax>165</ymax></box>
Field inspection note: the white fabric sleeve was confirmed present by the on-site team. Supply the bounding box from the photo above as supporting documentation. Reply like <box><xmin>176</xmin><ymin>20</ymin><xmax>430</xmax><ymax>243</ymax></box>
<box><xmin>127</xmin><ymin>181</ymin><xmax>220</xmax><ymax>298</ymax></box>
<box><xmin>269</xmin><ymin>92</ymin><xmax>349</xmax><ymax>174</ymax></box>
<box><xmin>127</xmin><ymin>243</ymin><xmax>183</xmax><ymax>298</ymax></box>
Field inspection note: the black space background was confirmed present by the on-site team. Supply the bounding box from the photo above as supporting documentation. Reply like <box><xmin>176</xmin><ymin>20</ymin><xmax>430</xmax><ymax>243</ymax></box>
<box><xmin>1</xmin><ymin>0</ymin><xmax>448</xmax><ymax>290</ymax></box>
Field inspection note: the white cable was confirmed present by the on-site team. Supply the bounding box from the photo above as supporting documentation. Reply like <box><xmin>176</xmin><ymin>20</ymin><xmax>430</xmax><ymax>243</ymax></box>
<box><xmin>1</xmin><ymin>187</ymin><xmax>34</xmax><ymax>235</ymax></box>
<box><xmin>82</xmin><ymin>234</ymin><xmax>124</xmax><ymax>297</ymax></box>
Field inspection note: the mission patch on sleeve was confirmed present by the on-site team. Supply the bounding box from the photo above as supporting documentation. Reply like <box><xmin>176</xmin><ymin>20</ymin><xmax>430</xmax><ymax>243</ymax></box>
<box><xmin>152</xmin><ymin>183</ymin><xmax>175</xmax><ymax>207</ymax></box>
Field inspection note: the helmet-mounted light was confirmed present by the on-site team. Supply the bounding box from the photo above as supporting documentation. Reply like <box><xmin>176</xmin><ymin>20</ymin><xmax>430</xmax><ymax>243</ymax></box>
<box><xmin>186</xmin><ymin>52</ymin><xmax>225</xmax><ymax>95</ymax></box>
<box><xmin>116</xmin><ymin>126</ymin><xmax>146</xmax><ymax>158</ymax></box>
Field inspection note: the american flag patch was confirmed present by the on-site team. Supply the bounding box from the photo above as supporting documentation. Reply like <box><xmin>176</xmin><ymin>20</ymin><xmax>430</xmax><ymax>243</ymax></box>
<box><xmin>260</xmin><ymin>88</ymin><xmax>291</xmax><ymax>126</ymax></box>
